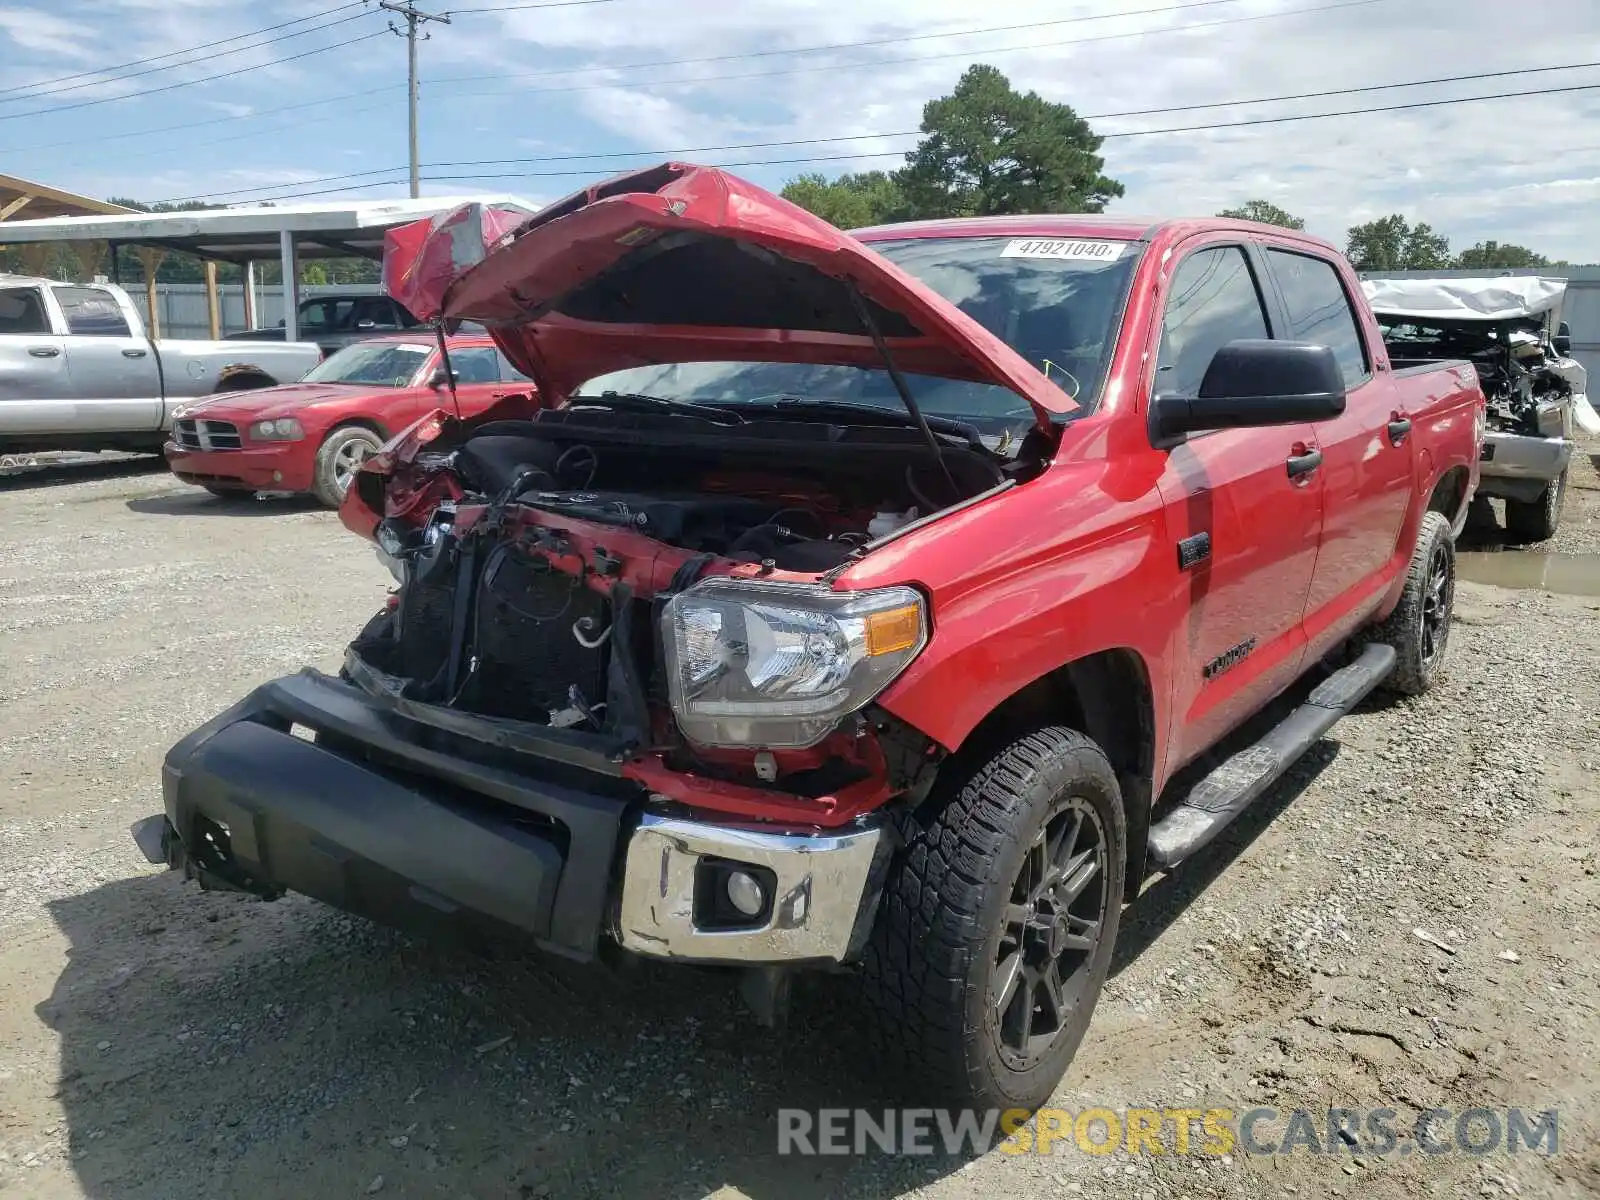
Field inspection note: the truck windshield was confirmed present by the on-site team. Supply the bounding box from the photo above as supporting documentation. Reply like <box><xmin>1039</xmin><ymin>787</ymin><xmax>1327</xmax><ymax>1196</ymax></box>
<box><xmin>573</xmin><ymin>235</ymin><xmax>1137</xmax><ymax>429</ymax></box>
<box><xmin>302</xmin><ymin>342</ymin><xmax>432</xmax><ymax>387</ymax></box>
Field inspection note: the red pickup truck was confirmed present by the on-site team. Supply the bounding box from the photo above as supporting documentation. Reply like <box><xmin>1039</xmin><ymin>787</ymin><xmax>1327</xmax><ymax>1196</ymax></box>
<box><xmin>135</xmin><ymin>165</ymin><xmax>1484</xmax><ymax>1112</ymax></box>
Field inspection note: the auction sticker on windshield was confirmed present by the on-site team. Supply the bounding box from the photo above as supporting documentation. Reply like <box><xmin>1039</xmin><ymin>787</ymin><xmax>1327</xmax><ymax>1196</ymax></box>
<box><xmin>1001</xmin><ymin>238</ymin><xmax>1126</xmax><ymax>262</ymax></box>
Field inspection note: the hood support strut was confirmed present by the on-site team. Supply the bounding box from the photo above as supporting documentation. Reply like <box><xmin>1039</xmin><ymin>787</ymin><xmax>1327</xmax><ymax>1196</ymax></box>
<box><xmin>847</xmin><ymin>283</ymin><xmax>960</xmax><ymax>504</ymax></box>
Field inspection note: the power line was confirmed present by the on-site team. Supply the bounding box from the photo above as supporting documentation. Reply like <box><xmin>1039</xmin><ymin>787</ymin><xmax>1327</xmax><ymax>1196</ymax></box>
<box><xmin>0</xmin><ymin>1</ymin><xmax>367</xmax><ymax>100</ymax></box>
<box><xmin>1109</xmin><ymin>76</ymin><xmax>1600</xmax><ymax>138</ymax></box>
<box><xmin>420</xmin><ymin>57</ymin><xmax>1600</xmax><ymax>169</ymax></box>
<box><xmin>0</xmin><ymin>86</ymin><xmax>404</xmax><ymax>156</ymax></box>
<box><xmin>0</xmin><ymin>0</ymin><xmax>1373</xmax><ymax>153</ymax></box>
<box><xmin>151</xmin><ymin>57</ymin><xmax>1600</xmax><ymax>204</ymax></box>
<box><xmin>0</xmin><ymin>10</ymin><xmax>375</xmax><ymax>107</ymax></box>
<box><xmin>445</xmin><ymin>0</ymin><xmax>621</xmax><ymax>10</ymax></box>
<box><xmin>0</xmin><ymin>30</ymin><xmax>387</xmax><ymax>123</ymax></box>
<box><xmin>53</xmin><ymin>99</ymin><xmax>403</xmax><ymax>174</ymax></box>
<box><xmin>420</xmin><ymin>0</ymin><xmax>1390</xmax><ymax>104</ymax></box>
<box><xmin>200</xmin><ymin>64</ymin><xmax>1600</xmax><ymax>206</ymax></box>
<box><xmin>426</xmin><ymin>0</ymin><xmax>1310</xmax><ymax>86</ymax></box>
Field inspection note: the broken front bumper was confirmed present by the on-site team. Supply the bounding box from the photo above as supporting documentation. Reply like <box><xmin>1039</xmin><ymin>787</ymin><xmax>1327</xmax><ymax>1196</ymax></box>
<box><xmin>1478</xmin><ymin>431</ymin><xmax>1574</xmax><ymax>503</ymax></box>
<box><xmin>134</xmin><ymin>670</ymin><xmax>886</xmax><ymax>966</ymax></box>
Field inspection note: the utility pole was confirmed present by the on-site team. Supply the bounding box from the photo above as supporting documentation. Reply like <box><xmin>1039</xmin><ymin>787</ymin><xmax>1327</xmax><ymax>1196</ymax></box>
<box><xmin>379</xmin><ymin>0</ymin><xmax>450</xmax><ymax>198</ymax></box>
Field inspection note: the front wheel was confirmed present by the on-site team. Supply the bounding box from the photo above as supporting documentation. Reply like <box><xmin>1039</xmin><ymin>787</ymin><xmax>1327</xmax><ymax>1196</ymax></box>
<box><xmin>860</xmin><ymin>726</ymin><xmax>1125</xmax><ymax>1113</ymax></box>
<box><xmin>312</xmin><ymin>425</ymin><xmax>383</xmax><ymax>508</ymax></box>
<box><xmin>1504</xmin><ymin>468</ymin><xmax>1567</xmax><ymax>544</ymax></box>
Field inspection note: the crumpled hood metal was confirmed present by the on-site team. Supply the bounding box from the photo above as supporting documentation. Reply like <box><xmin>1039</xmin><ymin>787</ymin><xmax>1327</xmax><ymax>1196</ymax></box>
<box><xmin>381</xmin><ymin>163</ymin><xmax>1077</xmax><ymax>432</ymax></box>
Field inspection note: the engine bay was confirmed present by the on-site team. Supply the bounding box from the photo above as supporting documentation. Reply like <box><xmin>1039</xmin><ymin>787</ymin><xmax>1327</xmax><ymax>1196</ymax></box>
<box><xmin>1379</xmin><ymin>315</ymin><xmax>1577</xmax><ymax>437</ymax></box>
<box><xmin>347</xmin><ymin>408</ymin><xmax>1020</xmax><ymax>753</ymax></box>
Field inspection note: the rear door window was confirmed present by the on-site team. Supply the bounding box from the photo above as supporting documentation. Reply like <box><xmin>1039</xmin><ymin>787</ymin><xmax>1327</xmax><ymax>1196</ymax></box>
<box><xmin>1265</xmin><ymin>249</ymin><xmax>1369</xmax><ymax>387</ymax></box>
<box><xmin>300</xmin><ymin>299</ymin><xmax>355</xmax><ymax>332</ymax></box>
<box><xmin>449</xmin><ymin>347</ymin><xmax>503</xmax><ymax>383</ymax></box>
<box><xmin>496</xmin><ymin>350</ymin><xmax>533</xmax><ymax>383</ymax></box>
<box><xmin>1156</xmin><ymin>247</ymin><xmax>1271</xmax><ymax>397</ymax></box>
<box><xmin>353</xmin><ymin>297</ymin><xmax>403</xmax><ymax>330</ymax></box>
<box><xmin>52</xmin><ymin>286</ymin><xmax>131</xmax><ymax>336</ymax></box>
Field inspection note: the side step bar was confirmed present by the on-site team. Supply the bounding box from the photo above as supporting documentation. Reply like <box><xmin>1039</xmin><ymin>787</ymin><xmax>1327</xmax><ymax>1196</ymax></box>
<box><xmin>1146</xmin><ymin>642</ymin><xmax>1396</xmax><ymax>868</ymax></box>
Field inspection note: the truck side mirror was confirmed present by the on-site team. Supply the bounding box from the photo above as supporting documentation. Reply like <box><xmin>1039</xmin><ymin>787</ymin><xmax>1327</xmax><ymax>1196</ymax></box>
<box><xmin>1151</xmin><ymin>339</ymin><xmax>1347</xmax><ymax>443</ymax></box>
<box><xmin>428</xmin><ymin>366</ymin><xmax>454</xmax><ymax>389</ymax></box>
<box><xmin>1554</xmin><ymin>321</ymin><xmax>1572</xmax><ymax>356</ymax></box>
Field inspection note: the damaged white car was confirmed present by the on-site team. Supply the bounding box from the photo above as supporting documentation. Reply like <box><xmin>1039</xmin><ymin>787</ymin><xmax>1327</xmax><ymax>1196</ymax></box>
<box><xmin>1364</xmin><ymin>275</ymin><xmax>1593</xmax><ymax>543</ymax></box>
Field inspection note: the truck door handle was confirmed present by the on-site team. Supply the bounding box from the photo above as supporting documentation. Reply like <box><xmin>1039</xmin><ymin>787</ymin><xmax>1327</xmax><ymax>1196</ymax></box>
<box><xmin>1286</xmin><ymin>448</ymin><xmax>1323</xmax><ymax>480</ymax></box>
<box><xmin>122</xmin><ymin>347</ymin><xmax>148</xmax><ymax>358</ymax></box>
<box><xmin>1387</xmin><ymin>417</ymin><xmax>1412</xmax><ymax>444</ymax></box>
<box><xmin>27</xmin><ymin>346</ymin><xmax>60</xmax><ymax>358</ymax></box>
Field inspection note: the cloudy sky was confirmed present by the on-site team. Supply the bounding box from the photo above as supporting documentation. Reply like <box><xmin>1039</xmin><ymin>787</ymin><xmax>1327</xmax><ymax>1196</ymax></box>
<box><xmin>1</xmin><ymin>0</ymin><xmax>1598</xmax><ymax>260</ymax></box>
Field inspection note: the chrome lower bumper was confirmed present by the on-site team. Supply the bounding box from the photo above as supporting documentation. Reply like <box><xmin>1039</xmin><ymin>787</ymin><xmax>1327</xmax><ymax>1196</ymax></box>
<box><xmin>1479</xmin><ymin>432</ymin><xmax>1573</xmax><ymax>498</ymax></box>
<box><xmin>615</xmin><ymin>813</ymin><xmax>888</xmax><ymax>965</ymax></box>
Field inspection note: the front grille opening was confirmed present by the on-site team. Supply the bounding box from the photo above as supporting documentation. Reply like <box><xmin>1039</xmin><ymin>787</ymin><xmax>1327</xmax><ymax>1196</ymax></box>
<box><xmin>465</xmin><ymin>550</ymin><xmax>609</xmax><ymax>725</ymax></box>
<box><xmin>174</xmin><ymin>418</ymin><xmax>241</xmax><ymax>451</ymax></box>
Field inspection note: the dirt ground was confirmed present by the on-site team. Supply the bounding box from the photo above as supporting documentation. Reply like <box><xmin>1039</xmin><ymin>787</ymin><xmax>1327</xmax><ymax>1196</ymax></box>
<box><xmin>1</xmin><ymin>451</ymin><xmax>1598</xmax><ymax>1200</ymax></box>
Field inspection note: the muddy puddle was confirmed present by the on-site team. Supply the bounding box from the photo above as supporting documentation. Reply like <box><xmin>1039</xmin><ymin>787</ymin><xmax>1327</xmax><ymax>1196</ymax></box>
<box><xmin>1457</xmin><ymin>550</ymin><xmax>1600</xmax><ymax>597</ymax></box>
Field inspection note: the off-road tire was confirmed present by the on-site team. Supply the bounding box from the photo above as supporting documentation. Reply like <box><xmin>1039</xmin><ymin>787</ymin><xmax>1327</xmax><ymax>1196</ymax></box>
<box><xmin>1504</xmin><ymin>468</ymin><xmax>1566</xmax><ymax>544</ymax></box>
<box><xmin>860</xmin><ymin>726</ymin><xmax>1125</xmax><ymax>1113</ymax></box>
<box><xmin>1374</xmin><ymin>509</ymin><xmax>1455</xmax><ymax>696</ymax></box>
<box><xmin>312</xmin><ymin>425</ymin><xmax>383</xmax><ymax>508</ymax></box>
<box><xmin>201</xmin><ymin>483</ymin><xmax>253</xmax><ymax>501</ymax></box>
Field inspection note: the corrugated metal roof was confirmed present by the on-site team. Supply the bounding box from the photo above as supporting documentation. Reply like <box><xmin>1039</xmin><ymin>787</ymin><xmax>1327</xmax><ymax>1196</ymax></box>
<box><xmin>0</xmin><ymin>194</ymin><xmax>541</xmax><ymax>262</ymax></box>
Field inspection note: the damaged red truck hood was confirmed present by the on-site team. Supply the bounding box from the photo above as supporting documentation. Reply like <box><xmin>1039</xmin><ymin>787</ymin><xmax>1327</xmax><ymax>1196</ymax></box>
<box><xmin>384</xmin><ymin>163</ymin><xmax>1077</xmax><ymax>430</ymax></box>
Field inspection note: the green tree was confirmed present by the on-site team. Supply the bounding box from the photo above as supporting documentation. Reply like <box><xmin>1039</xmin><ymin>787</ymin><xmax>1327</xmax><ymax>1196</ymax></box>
<box><xmin>895</xmin><ymin>64</ymin><xmax>1123</xmax><ymax>218</ymax></box>
<box><xmin>1218</xmin><ymin>199</ymin><xmax>1305</xmax><ymax>230</ymax></box>
<box><xmin>780</xmin><ymin>171</ymin><xmax>905</xmax><ymax>229</ymax></box>
<box><xmin>1454</xmin><ymin>240</ymin><xmax>1550</xmax><ymax>270</ymax></box>
<box><xmin>1346</xmin><ymin>214</ymin><xmax>1451</xmax><ymax>270</ymax></box>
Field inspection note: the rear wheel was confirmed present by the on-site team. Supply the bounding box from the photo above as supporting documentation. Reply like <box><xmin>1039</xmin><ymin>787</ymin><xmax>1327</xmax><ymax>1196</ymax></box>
<box><xmin>1504</xmin><ymin>468</ymin><xmax>1566</xmax><ymax>544</ymax></box>
<box><xmin>860</xmin><ymin>726</ymin><xmax>1125</xmax><ymax>1112</ymax></box>
<box><xmin>312</xmin><ymin>425</ymin><xmax>382</xmax><ymax>508</ymax></box>
<box><xmin>1374</xmin><ymin>509</ymin><xmax>1455</xmax><ymax>696</ymax></box>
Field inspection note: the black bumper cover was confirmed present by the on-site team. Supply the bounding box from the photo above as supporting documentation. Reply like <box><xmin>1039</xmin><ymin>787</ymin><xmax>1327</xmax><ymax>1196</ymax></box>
<box><xmin>156</xmin><ymin>669</ymin><xmax>641</xmax><ymax>960</ymax></box>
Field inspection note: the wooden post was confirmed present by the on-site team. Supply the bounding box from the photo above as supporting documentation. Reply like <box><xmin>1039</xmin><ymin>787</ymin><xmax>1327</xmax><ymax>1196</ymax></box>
<box><xmin>204</xmin><ymin>260</ymin><xmax>221</xmax><ymax>338</ymax></box>
<box><xmin>135</xmin><ymin>247</ymin><xmax>166</xmax><ymax>338</ymax></box>
<box><xmin>18</xmin><ymin>244</ymin><xmax>50</xmax><ymax>276</ymax></box>
<box><xmin>71</xmin><ymin>239</ymin><xmax>108</xmax><ymax>281</ymax></box>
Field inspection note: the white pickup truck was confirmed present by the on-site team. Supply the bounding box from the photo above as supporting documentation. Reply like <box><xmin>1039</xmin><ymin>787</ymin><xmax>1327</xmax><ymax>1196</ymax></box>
<box><xmin>1365</xmin><ymin>275</ymin><xmax>1593</xmax><ymax>542</ymax></box>
<box><xmin>0</xmin><ymin>274</ymin><xmax>323</xmax><ymax>456</ymax></box>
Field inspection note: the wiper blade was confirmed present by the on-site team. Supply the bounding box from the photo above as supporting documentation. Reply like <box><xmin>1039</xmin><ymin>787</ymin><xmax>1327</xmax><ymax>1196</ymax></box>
<box><xmin>568</xmin><ymin>391</ymin><xmax>744</xmax><ymax>425</ymax></box>
<box><xmin>737</xmin><ymin>397</ymin><xmax>988</xmax><ymax>451</ymax></box>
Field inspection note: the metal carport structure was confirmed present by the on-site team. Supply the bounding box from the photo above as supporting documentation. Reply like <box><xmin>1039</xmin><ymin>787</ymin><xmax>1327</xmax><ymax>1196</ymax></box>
<box><xmin>0</xmin><ymin>195</ymin><xmax>538</xmax><ymax>342</ymax></box>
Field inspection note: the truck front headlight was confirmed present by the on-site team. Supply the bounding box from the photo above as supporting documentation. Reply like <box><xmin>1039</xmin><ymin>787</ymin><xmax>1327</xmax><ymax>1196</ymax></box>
<box><xmin>662</xmin><ymin>579</ymin><xmax>927</xmax><ymax>749</ymax></box>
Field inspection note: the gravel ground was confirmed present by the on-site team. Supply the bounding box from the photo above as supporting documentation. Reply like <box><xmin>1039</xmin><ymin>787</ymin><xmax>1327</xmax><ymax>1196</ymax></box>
<box><xmin>1</xmin><ymin>453</ymin><xmax>1597</xmax><ymax>1200</ymax></box>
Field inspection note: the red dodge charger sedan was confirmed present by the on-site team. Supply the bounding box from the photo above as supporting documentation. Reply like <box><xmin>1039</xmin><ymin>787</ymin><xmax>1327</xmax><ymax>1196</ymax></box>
<box><xmin>164</xmin><ymin>334</ymin><xmax>536</xmax><ymax>506</ymax></box>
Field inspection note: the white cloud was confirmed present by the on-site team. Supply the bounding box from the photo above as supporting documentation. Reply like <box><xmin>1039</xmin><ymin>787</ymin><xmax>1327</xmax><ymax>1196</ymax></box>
<box><xmin>0</xmin><ymin>8</ymin><xmax>97</xmax><ymax>60</ymax></box>
<box><xmin>421</xmin><ymin>0</ymin><xmax>1600</xmax><ymax>261</ymax></box>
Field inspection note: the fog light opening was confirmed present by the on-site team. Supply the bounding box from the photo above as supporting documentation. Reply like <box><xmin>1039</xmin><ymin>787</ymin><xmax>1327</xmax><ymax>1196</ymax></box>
<box><xmin>726</xmin><ymin>870</ymin><xmax>766</xmax><ymax>917</ymax></box>
<box><xmin>693</xmin><ymin>859</ymin><xmax>778</xmax><ymax>930</ymax></box>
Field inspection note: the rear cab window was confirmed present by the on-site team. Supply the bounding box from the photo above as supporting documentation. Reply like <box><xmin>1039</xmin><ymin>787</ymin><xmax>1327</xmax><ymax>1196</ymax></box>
<box><xmin>52</xmin><ymin>286</ymin><xmax>131</xmax><ymax>337</ymax></box>
<box><xmin>1264</xmin><ymin>248</ymin><xmax>1370</xmax><ymax>388</ymax></box>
